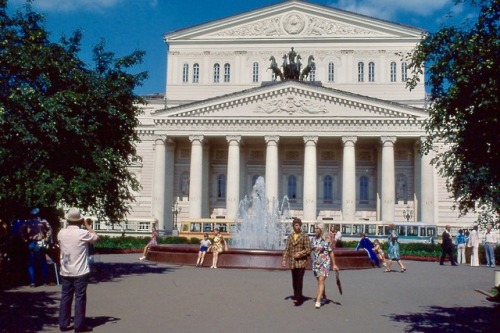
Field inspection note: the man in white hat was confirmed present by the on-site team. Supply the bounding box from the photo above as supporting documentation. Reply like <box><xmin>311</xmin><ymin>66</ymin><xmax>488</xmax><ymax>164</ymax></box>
<box><xmin>57</xmin><ymin>207</ymin><xmax>99</xmax><ymax>332</ymax></box>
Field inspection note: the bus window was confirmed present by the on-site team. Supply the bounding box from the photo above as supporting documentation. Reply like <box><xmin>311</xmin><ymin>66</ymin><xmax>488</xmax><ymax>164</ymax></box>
<box><xmin>309</xmin><ymin>224</ymin><xmax>315</xmax><ymax>234</ymax></box>
<box><xmin>342</xmin><ymin>224</ymin><xmax>352</xmax><ymax>235</ymax></box>
<box><xmin>377</xmin><ymin>226</ymin><xmax>385</xmax><ymax>236</ymax></box>
<box><xmin>203</xmin><ymin>223</ymin><xmax>214</xmax><ymax>232</ymax></box>
<box><xmin>190</xmin><ymin>223</ymin><xmax>201</xmax><ymax>232</ymax></box>
<box><xmin>182</xmin><ymin>223</ymin><xmax>189</xmax><ymax>232</ymax></box>
<box><xmin>420</xmin><ymin>227</ymin><xmax>427</xmax><ymax>237</ymax></box>
<box><xmin>365</xmin><ymin>224</ymin><xmax>377</xmax><ymax>235</ymax></box>
<box><xmin>216</xmin><ymin>223</ymin><xmax>227</xmax><ymax>232</ymax></box>
<box><xmin>397</xmin><ymin>225</ymin><xmax>406</xmax><ymax>236</ymax></box>
<box><xmin>407</xmin><ymin>226</ymin><xmax>418</xmax><ymax>236</ymax></box>
<box><xmin>384</xmin><ymin>226</ymin><xmax>391</xmax><ymax>236</ymax></box>
<box><xmin>427</xmin><ymin>227</ymin><xmax>436</xmax><ymax>237</ymax></box>
<box><xmin>353</xmin><ymin>224</ymin><xmax>364</xmax><ymax>235</ymax></box>
<box><xmin>301</xmin><ymin>224</ymin><xmax>309</xmax><ymax>234</ymax></box>
<box><xmin>229</xmin><ymin>223</ymin><xmax>236</xmax><ymax>233</ymax></box>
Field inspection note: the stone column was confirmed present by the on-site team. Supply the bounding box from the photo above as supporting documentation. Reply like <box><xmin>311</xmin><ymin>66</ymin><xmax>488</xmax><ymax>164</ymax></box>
<box><xmin>189</xmin><ymin>135</ymin><xmax>204</xmax><ymax>218</ymax></box>
<box><xmin>380</xmin><ymin>136</ymin><xmax>397</xmax><ymax>222</ymax></box>
<box><xmin>226</xmin><ymin>135</ymin><xmax>241</xmax><ymax>219</ymax></box>
<box><xmin>419</xmin><ymin>137</ymin><xmax>435</xmax><ymax>223</ymax></box>
<box><xmin>265</xmin><ymin>135</ymin><xmax>280</xmax><ymax>204</ymax></box>
<box><xmin>303</xmin><ymin>136</ymin><xmax>318</xmax><ymax>221</ymax></box>
<box><xmin>342</xmin><ymin>136</ymin><xmax>357</xmax><ymax>221</ymax></box>
<box><xmin>152</xmin><ymin>137</ymin><xmax>166</xmax><ymax>232</ymax></box>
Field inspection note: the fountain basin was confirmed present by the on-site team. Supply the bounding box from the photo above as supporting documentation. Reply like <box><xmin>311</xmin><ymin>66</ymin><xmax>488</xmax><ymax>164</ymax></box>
<box><xmin>147</xmin><ymin>244</ymin><xmax>374</xmax><ymax>270</ymax></box>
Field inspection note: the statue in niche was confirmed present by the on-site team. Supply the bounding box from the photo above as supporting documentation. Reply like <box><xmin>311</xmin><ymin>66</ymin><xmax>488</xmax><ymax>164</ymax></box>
<box><xmin>181</xmin><ymin>175</ymin><xmax>190</xmax><ymax>196</ymax></box>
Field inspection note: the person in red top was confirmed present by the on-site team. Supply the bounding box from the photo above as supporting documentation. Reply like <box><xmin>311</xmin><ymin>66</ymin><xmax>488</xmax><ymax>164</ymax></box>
<box><xmin>58</xmin><ymin>207</ymin><xmax>99</xmax><ymax>332</ymax></box>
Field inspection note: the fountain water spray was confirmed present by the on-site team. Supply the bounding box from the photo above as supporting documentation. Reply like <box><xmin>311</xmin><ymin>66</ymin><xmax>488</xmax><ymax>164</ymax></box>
<box><xmin>232</xmin><ymin>176</ymin><xmax>291</xmax><ymax>249</ymax></box>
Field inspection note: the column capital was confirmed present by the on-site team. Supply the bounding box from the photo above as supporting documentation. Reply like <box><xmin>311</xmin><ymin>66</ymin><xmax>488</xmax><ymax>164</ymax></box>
<box><xmin>154</xmin><ymin>135</ymin><xmax>166</xmax><ymax>145</ymax></box>
<box><xmin>342</xmin><ymin>136</ymin><xmax>357</xmax><ymax>146</ymax></box>
<box><xmin>265</xmin><ymin>135</ymin><xmax>280</xmax><ymax>144</ymax></box>
<box><xmin>380</xmin><ymin>136</ymin><xmax>397</xmax><ymax>145</ymax></box>
<box><xmin>189</xmin><ymin>135</ymin><xmax>204</xmax><ymax>143</ymax></box>
<box><xmin>226</xmin><ymin>135</ymin><xmax>242</xmax><ymax>144</ymax></box>
<box><xmin>303</xmin><ymin>136</ymin><xmax>318</xmax><ymax>144</ymax></box>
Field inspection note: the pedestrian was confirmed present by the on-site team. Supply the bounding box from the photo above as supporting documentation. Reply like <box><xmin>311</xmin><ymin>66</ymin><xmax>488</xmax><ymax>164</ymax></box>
<box><xmin>464</xmin><ymin>229</ymin><xmax>471</xmax><ymax>263</ymax></box>
<box><xmin>334</xmin><ymin>227</ymin><xmax>343</xmax><ymax>248</ymax></box>
<box><xmin>455</xmin><ymin>229</ymin><xmax>466</xmax><ymax>264</ymax></box>
<box><xmin>328</xmin><ymin>226</ymin><xmax>336</xmax><ymax>248</ymax></box>
<box><xmin>355</xmin><ymin>233</ymin><xmax>380</xmax><ymax>267</ymax></box>
<box><xmin>440</xmin><ymin>225</ymin><xmax>457</xmax><ymax>266</ymax></box>
<box><xmin>25</xmin><ymin>208</ymin><xmax>52</xmax><ymax>287</ymax></box>
<box><xmin>209</xmin><ymin>228</ymin><xmax>227</xmax><ymax>269</ymax></box>
<box><xmin>372</xmin><ymin>239</ymin><xmax>386</xmax><ymax>267</ymax></box>
<box><xmin>139</xmin><ymin>225</ymin><xmax>158</xmax><ymax>261</ymax></box>
<box><xmin>281</xmin><ymin>217</ymin><xmax>311</xmax><ymax>306</ymax></box>
<box><xmin>196</xmin><ymin>233</ymin><xmax>211</xmax><ymax>267</ymax></box>
<box><xmin>385</xmin><ymin>224</ymin><xmax>406</xmax><ymax>273</ymax></box>
<box><xmin>58</xmin><ymin>207</ymin><xmax>99</xmax><ymax>333</ymax></box>
<box><xmin>483</xmin><ymin>225</ymin><xmax>497</xmax><ymax>268</ymax></box>
<box><xmin>468</xmin><ymin>225</ymin><xmax>480</xmax><ymax>267</ymax></box>
<box><xmin>311</xmin><ymin>223</ymin><xmax>338</xmax><ymax>309</ymax></box>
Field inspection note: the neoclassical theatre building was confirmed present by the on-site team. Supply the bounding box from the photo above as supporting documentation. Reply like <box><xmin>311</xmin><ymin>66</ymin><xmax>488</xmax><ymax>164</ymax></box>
<box><xmin>127</xmin><ymin>0</ymin><xmax>477</xmax><ymax>234</ymax></box>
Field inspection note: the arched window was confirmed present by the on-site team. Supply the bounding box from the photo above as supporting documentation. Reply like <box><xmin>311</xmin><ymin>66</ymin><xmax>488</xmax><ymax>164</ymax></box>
<box><xmin>252</xmin><ymin>62</ymin><xmax>259</xmax><ymax>83</ymax></box>
<box><xmin>359</xmin><ymin>176</ymin><xmax>369</xmax><ymax>204</ymax></box>
<box><xmin>213</xmin><ymin>63</ymin><xmax>220</xmax><ymax>83</ymax></box>
<box><xmin>193</xmin><ymin>63</ymin><xmax>199</xmax><ymax>83</ymax></box>
<box><xmin>328</xmin><ymin>62</ymin><xmax>335</xmax><ymax>82</ymax></box>
<box><xmin>357</xmin><ymin>62</ymin><xmax>364</xmax><ymax>82</ymax></box>
<box><xmin>401</xmin><ymin>62</ymin><xmax>408</xmax><ymax>81</ymax></box>
<box><xmin>287</xmin><ymin>175</ymin><xmax>297</xmax><ymax>200</ymax></box>
<box><xmin>390</xmin><ymin>62</ymin><xmax>397</xmax><ymax>82</ymax></box>
<box><xmin>182</xmin><ymin>63</ymin><xmax>189</xmax><ymax>83</ymax></box>
<box><xmin>217</xmin><ymin>175</ymin><xmax>226</xmax><ymax>198</ymax></box>
<box><xmin>368</xmin><ymin>62</ymin><xmax>375</xmax><ymax>82</ymax></box>
<box><xmin>224</xmin><ymin>63</ymin><xmax>231</xmax><ymax>82</ymax></box>
<box><xmin>324</xmin><ymin>176</ymin><xmax>333</xmax><ymax>202</ymax></box>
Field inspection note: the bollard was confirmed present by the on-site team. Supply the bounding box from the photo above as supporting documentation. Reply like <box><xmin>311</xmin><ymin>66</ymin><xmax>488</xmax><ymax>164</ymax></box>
<box><xmin>495</xmin><ymin>270</ymin><xmax>500</xmax><ymax>287</ymax></box>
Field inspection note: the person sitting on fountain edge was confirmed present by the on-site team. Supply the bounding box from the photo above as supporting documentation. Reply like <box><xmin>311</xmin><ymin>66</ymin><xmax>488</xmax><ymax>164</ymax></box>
<box><xmin>282</xmin><ymin>217</ymin><xmax>311</xmax><ymax>306</ymax></box>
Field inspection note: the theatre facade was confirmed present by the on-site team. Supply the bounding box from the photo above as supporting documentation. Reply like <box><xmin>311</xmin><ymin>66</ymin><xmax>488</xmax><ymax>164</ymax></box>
<box><xmin>127</xmin><ymin>0</ymin><xmax>477</xmax><ymax>234</ymax></box>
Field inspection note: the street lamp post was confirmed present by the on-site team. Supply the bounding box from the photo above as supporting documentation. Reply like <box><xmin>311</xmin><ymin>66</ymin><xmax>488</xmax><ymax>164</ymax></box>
<box><xmin>172</xmin><ymin>201</ymin><xmax>181</xmax><ymax>236</ymax></box>
<box><xmin>403</xmin><ymin>204</ymin><xmax>413</xmax><ymax>222</ymax></box>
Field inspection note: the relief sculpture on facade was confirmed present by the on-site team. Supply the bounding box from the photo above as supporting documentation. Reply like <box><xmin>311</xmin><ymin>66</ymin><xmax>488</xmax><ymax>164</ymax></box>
<box><xmin>255</xmin><ymin>96</ymin><xmax>327</xmax><ymax>115</ymax></box>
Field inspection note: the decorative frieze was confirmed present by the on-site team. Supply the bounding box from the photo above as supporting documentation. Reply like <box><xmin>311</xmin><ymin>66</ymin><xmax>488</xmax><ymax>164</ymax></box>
<box><xmin>255</xmin><ymin>96</ymin><xmax>327</xmax><ymax>114</ymax></box>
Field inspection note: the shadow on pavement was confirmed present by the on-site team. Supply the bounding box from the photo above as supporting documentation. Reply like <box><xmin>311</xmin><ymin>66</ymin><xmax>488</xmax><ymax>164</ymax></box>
<box><xmin>388</xmin><ymin>305</ymin><xmax>500</xmax><ymax>333</ymax></box>
<box><xmin>0</xmin><ymin>290</ymin><xmax>59</xmax><ymax>333</ymax></box>
<box><xmin>90</xmin><ymin>262</ymin><xmax>176</xmax><ymax>284</ymax></box>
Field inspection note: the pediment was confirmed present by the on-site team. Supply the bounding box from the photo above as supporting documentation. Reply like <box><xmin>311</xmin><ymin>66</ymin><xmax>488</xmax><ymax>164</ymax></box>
<box><xmin>153</xmin><ymin>81</ymin><xmax>428</xmax><ymax>122</ymax></box>
<box><xmin>165</xmin><ymin>1</ymin><xmax>424</xmax><ymax>42</ymax></box>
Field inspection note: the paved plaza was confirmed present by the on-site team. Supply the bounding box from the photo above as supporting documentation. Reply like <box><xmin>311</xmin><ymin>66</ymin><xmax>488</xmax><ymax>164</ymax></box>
<box><xmin>1</xmin><ymin>253</ymin><xmax>499</xmax><ymax>333</ymax></box>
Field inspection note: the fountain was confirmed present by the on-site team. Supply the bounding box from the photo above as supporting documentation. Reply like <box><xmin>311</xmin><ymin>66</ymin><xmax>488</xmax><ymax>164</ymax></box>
<box><xmin>233</xmin><ymin>176</ymin><xmax>288</xmax><ymax>250</ymax></box>
<box><xmin>147</xmin><ymin>177</ymin><xmax>374</xmax><ymax>269</ymax></box>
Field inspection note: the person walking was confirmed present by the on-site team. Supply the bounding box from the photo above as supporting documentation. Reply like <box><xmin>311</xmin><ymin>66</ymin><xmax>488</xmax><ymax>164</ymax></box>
<box><xmin>440</xmin><ymin>225</ymin><xmax>457</xmax><ymax>266</ymax></box>
<box><xmin>385</xmin><ymin>224</ymin><xmax>406</xmax><ymax>273</ymax></box>
<box><xmin>196</xmin><ymin>233</ymin><xmax>211</xmax><ymax>267</ymax></box>
<box><xmin>311</xmin><ymin>223</ymin><xmax>338</xmax><ymax>309</ymax></box>
<box><xmin>139</xmin><ymin>225</ymin><xmax>158</xmax><ymax>261</ymax></box>
<box><xmin>281</xmin><ymin>217</ymin><xmax>311</xmax><ymax>306</ymax></box>
<box><xmin>455</xmin><ymin>229</ymin><xmax>467</xmax><ymax>264</ymax></box>
<box><xmin>58</xmin><ymin>207</ymin><xmax>99</xmax><ymax>333</ymax></box>
<box><xmin>468</xmin><ymin>225</ymin><xmax>480</xmax><ymax>267</ymax></box>
<box><xmin>355</xmin><ymin>233</ymin><xmax>380</xmax><ymax>267</ymax></box>
<box><xmin>483</xmin><ymin>225</ymin><xmax>497</xmax><ymax>268</ymax></box>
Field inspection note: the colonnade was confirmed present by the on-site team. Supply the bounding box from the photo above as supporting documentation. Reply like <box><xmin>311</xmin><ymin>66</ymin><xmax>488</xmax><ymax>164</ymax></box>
<box><xmin>151</xmin><ymin>135</ymin><xmax>435</xmax><ymax>232</ymax></box>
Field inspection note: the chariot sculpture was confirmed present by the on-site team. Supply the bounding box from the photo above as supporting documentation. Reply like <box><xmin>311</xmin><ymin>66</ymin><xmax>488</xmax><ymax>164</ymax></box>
<box><xmin>267</xmin><ymin>47</ymin><xmax>315</xmax><ymax>81</ymax></box>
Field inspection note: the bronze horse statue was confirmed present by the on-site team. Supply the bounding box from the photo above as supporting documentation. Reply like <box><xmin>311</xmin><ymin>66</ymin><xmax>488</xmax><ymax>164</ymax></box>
<box><xmin>268</xmin><ymin>56</ymin><xmax>284</xmax><ymax>81</ymax></box>
<box><xmin>300</xmin><ymin>55</ymin><xmax>315</xmax><ymax>81</ymax></box>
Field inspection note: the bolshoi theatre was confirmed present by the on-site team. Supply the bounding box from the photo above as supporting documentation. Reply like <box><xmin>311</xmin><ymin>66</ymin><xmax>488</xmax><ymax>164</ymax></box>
<box><xmin>121</xmin><ymin>0</ymin><xmax>478</xmax><ymax>235</ymax></box>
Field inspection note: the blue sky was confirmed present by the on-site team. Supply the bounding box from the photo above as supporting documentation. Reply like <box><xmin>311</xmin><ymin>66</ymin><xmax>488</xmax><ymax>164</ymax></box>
<box><xmin>8</xmin><ymin>0</ymin><xmax>476</xmax><ymax>95</ymax></box>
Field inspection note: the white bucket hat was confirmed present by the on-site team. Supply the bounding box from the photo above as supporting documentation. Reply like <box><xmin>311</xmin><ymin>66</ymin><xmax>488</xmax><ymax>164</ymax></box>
<box><xmin>66</xmin><ymin>207</ymin><xmax>83</xmax><ymax>222</ymax></box>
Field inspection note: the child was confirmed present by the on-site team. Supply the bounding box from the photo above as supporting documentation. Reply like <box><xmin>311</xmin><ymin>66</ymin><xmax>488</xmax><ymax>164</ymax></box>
<box><xmin>373</xmin><ymin>239</ymin><xmax>386</xmax><ymax>267</ymax></box>
<box><xmin>196</xmin><ymin>233</ymin><xmax>211</xmax><ymax>267</ymax></box>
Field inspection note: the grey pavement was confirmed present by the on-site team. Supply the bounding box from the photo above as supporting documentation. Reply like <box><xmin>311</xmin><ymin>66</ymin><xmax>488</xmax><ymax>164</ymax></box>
<box><xmin>1</xmin><ymin>253</ymin><xmax>499</xmax><ymax>333</ymax></box>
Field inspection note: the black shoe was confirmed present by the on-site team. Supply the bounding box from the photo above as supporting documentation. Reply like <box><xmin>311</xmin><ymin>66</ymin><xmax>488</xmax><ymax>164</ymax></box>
<box><xmin>59</xmin><ymin>326</ymin><xmax>73</xmax><ymax>332</ymax></box>
<box><xmin>75</xmin><ymin>327</ymin><xmax>93</xmax><ymax>332</ymax></box>
<box><xmin>452</xmin><ymin>263</ymin><xmax>458</xmax><ymax>266</ymax></box>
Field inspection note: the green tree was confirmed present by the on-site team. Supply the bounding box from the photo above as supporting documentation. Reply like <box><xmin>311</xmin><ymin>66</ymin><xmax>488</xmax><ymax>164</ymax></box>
<box><xmin>406</xmin><ymin>0</ymin><xmax>499</xmax><ymax>220</ymax></box>
<box><xmin>0</xmin><ymin>1</ymin><xmax>148</xmax><ymax>222</ymax></box>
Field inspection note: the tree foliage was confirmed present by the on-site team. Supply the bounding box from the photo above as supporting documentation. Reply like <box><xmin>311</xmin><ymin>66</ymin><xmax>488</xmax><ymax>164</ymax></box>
<box><xmin>406</xmin><ymin>0</ymin><xmax>499</xmax><ymax>219</ymax></box>
<box><xmin>0</xmin><ymin>1</ymin><xmax>148</xmax><ymax>222</ymax></box>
